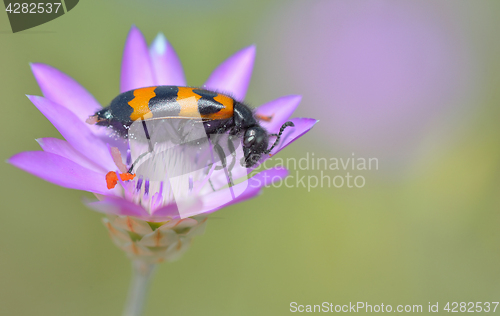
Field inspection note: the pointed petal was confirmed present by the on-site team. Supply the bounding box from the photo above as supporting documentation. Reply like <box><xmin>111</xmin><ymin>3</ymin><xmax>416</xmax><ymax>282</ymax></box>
<box><xmin>8</xmin><ymin>151</ymin><xmax>109</xmax><ymax>194</ymax></box>
<box><xmin>271</xmin><ymin>118</ymin><xmax>318</xmax><ymax>155</ymax></box>
<box><xmin>113</xmin><ymin>216</ymin><xmax>153</xmax><ymax>234</ymax></box>
<box><xmin>102</xmin><ymin>217</ymin><xmax>133</xmax><ymax>245</ymax></box>
<box><xmin>30</xmin><ymin>63</ymin><xmax>102</xmax><ymax>122</ymax></box>
<box><xmin>36</xmin><ymin>138</ymin><xmax>106</xmax><ymax>173</ymax></box>
<box><xmin>139</xmin><ymin>229</ymin><xmax>178</xmax><ymax>247</ymax></box>
<box><xmin>157</xmin><ymin>217</ymin><xmax>198</xmax><ymax>230</ymax></box>
<box><xmin>227</xmin><ymin>118</ymin><xmax>317</xmax><ymax>175</ymax></box>
<box><xmin>171</xmin><ymin>218</ymin><xmax>199</xmax><ymax>230</ymax></box>
<box><xmin>214</xmin><ymin>118</ymin><xmax>316</xmax><ymax>181</ymax></box>
<box><xmin>121</xmin><ymin>26</ymin><xmax>155</xmax><ymax>93</ymax></box>
<box><xmin>27</xmin><ymin>95</ymin><xmax>116</xmax><ymax>170</ymax></box>
<box><xmin>122</xmin><ymin>242</ymin><xmax>154</xmax><ymax>257</ymax></box>
<box><xmin>204</xmin><ymin>45</ymin><xmax>255</xmax><ymax>101</ymax></box>
<box><xmin>200</xmin><ymin>167</ymin><xmax>289</xmax><ymax>215</ymax></box>
<box><xmin>85</xmin><ymin>196</ymin><xmax>149</xmax><ymax>217</ymax></box>
<box><xmin>152</xmin><ymin>198</ymin><xmax>203</xmax><ymax>220</ymax></box>
<box><xmin>249</xmin><ymin>166</ymin><xmax>289</xmax><ymax>187</ymax></box>
<box><xmin>164</xmin><ymin>237</ymin><xmax>191</xmax><ymax>262</ymax></box>
<box><xmin>151</xmin><ymin>203</ymin><xmax>179</xmax><ymax>218</ymax></box>
<box><xmin>185</xmin><ymin>217</ymin><xmax>208</xmax><ymax>237</ymax></box>
<box><xmin>150</xmin><ymin>33</ymin><xmax>186</xmax><ymax>86</ymax></box>
<box><xmin>255</xmin><ymin>95</ymin><xmax>302</xmax><ymax>133</ymax></box>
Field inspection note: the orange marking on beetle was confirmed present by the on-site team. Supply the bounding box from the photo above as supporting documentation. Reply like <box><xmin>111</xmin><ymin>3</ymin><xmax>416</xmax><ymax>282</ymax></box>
<box><xmin>255</xmin><ymin>113</ymin><xmax>273</xmax><ymax>122</ymax></box>
<box><xmin>105</xmin><ymin>171</ymin><xmax>136</xmax><ymax>189</ymax></box>
<box><xmin>128</xmin><ymin>87</ymin><xmax>156</xmax><ymax>121</ymax></box>
<box><xmin>177</xmin><ymin>87</ymin><xmax>202</xmax><ymax>117</ymax></box>
<box><xmin>201</xmin><ymin>93</ymin><xmax>233</xmax><ymax>120</ymax></box>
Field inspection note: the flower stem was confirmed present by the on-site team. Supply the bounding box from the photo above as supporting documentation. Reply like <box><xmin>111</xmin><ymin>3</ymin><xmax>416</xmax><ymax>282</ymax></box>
<box><xmin>122</xmin><ymin>260</ymin><xmax>157</xmax><ymax>316</ymax></box>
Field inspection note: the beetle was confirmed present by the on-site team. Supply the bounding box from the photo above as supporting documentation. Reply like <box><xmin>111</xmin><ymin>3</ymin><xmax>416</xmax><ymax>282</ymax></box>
<box><xmin>87</xmin><ymin>86</ymin><xmax>294</xmax><ymax>188</ymax></box>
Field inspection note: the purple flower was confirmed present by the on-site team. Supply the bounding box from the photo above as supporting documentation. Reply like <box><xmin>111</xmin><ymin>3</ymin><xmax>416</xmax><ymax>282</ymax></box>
<box><xmin>8</xmin><ymin>26</ymin><xmax>316</xmax><ymax>261</ymax></box>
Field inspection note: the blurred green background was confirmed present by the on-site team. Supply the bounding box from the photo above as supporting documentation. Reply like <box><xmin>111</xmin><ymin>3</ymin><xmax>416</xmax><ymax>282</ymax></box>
<box><xmin>2</xmin><ymin>0</ymin><xmax>500</xmax><ymax>315</ymax></box>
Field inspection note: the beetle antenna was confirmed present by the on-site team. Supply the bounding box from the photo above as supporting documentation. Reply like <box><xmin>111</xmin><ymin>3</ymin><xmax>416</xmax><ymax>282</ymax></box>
<box><xmin>264</xmin><ymin>121</ymin><xmax>294</xmax><ymax>154</ymax></box>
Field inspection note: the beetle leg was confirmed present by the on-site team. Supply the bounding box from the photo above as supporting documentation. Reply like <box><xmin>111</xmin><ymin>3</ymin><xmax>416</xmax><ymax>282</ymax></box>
<box><xmin>208</xmin><ymin>178</ymin><xmax>216</xmax><ymax>192</ymax></box>
<box><xmin>226</xmin><ymin>135</ymin><xmax>237</xmax><ymax>174</ymax></box>
<box><xmin>128</xmin><ymin>118</ymin><xmax>155</xmax><ymax>173</ymax></box>
<box><xmin>141</xmin><ymin>119</ymin><xmax>154</xmax><ymax>152</ymax></box>
<box><xmin>255</xmin><ymin>113</ymin><xmax>273</xmax><ymax>122</ymax></box>
<box><xmin>212</xmin><ymin>139</ymin><xmax>234</xmax><ymax>187</ymax></box>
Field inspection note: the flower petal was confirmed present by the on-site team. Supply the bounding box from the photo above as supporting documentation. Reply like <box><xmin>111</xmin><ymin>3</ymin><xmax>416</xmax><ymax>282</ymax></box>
<box><xmin>199</xmin><ymin>167</ymin><xmax>289</xmax><ymax>215</ymax></box>
<box><xmin>27</xmin><ymin>95</ymin><xmax>116</xmax><ymax>170</ymax></box>
<box><xmin>36</xmin><ymin>137</ymin><xmax>106</xmax><ymax>173</ymax></box>
<box><xmin>249</xmin><ymin>166</ymin><xmax>289</xmax><ymax>187</ymax></box>
<box><xmin>151</xmin><ymin>203</ymin><xmax>180</xmax><ymax>218</ymax></box>
<box><xmin>204</xmin><ymin>45</ymin><xmax>255</xmax><ymax>101</ymax></box>
<box><xmin>255</xmin><ymin>95</ymin><xmax>302</xmax><ymax>133</ymax></box>
<box><xmin>270</xmin><ymin>118</ymin><xmax>318</xmax><ymax>155</ymax></box>
<box><xmin>8</xmin><ymin>151</ymin><xmax>109</xmax><ymax>194</ymax></box>
<box><xmin>85</xmin><ymin>196</ymin><xmax>149</xmax><ymax>217</ymax></box>
<box><xmin>121</xmin><ymin>26</ymin><xmax>155</xmax><ymax>93</ymax></box>
<box><xmin>150</xmin><ymin>33</ymin><xmax>186</xmax><ymax>86</ymax></box>
<box><xmin>152</xmin><ymin>198</ymin><xmax>203</xmax><ymax>220</ymax></box>
<box><xmin>218</xmin><ymin>118</ymin><xmax>316</xmax><ymax>181</ymax></box>
<box><xmin>139</xmin><ymin>228</ymin><xmax>178</xmax><ymax>247</ymax></box>
<box><xmin>30</xmin><ymin>63</ymin><xmax>102</xmax><ymax>122</ymax></box>
<box><xmin>112</xmin><ymin>214</ymin><xmax>153</xmax><ymax>234</ymax></box>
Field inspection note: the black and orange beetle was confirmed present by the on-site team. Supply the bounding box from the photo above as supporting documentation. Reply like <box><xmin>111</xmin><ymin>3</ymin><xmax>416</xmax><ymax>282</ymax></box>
<box><xmin>87</xmin><ymin>86</ymin><xmax>294</xmax><ymax>188</ymax></box>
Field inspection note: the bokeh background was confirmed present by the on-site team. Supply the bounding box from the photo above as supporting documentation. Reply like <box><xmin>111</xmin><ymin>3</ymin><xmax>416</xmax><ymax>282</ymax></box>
<box><xmin>2</xmin><ymin>0</ymin><xmax>500</xmax><ymax>315</ymax></box>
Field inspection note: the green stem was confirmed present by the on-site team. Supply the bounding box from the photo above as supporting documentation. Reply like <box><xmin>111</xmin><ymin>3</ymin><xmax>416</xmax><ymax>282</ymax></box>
<box><xmin>122</xmin><ymin>260</ymin><xmax>157</xmax><ymax>316</ymax></box>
